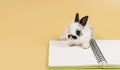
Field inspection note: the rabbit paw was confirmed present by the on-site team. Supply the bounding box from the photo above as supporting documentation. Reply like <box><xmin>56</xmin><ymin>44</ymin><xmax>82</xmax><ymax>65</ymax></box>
<box><xmin>82</xmin><ymin>43</ymin><xmax>90</xmax><ymax>49</ymax></box>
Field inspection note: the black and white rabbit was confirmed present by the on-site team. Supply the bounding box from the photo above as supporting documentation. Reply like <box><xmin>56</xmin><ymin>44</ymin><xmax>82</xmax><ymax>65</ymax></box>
<box><xmin>59</xmin><ymin>13</ymin><xmax>93</xmax><ymax>49</ymax></box>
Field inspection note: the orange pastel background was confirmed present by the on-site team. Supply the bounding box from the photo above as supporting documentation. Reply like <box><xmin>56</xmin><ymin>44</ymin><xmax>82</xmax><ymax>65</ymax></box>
<box><xmin>0</xmin><ymin>0</ymin><xmax>120</xmax><ymax>70</ymax></box>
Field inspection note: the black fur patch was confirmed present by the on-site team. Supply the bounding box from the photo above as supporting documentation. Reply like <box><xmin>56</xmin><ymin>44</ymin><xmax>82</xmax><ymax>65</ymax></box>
<box><xmin>68</xmin><ymin>34</ymin><xmax>77</xmax><ymax>40</ymax></box>
<box><xmin>72</xmin><ymin>36</ymin><xmax>77</xmax><ymax>39</ymax></box>
<box><xmin>75</xmin><ymin>13</ymin><xmax>79</xmax><ymax>22</ymax></box>
<box><xmin>79</xmin><ymin>16</ymin><xmax>88</xmax><ymax>26</ymax></box>
<box><xmin>76</xmin><ymin>30</ymin><xmax>81</xmax><ymax>36</ymax></box>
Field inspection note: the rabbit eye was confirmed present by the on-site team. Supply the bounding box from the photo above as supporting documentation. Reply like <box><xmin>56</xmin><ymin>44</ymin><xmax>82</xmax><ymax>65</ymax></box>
<box><xmin>76</xmin><ymin>30</ymin><xmax>81</xmax><ymax>36</ymax></box>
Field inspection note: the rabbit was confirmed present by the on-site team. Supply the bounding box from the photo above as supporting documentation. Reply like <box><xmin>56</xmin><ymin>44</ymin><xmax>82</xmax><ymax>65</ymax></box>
<box><xmin>59</xmin><ymin>13</ymin><xmax>93</xmax><ymax>49</ymax></box>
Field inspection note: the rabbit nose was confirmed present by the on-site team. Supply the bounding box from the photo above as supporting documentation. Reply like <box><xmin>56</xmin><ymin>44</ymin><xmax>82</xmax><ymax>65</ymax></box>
<box><xmin>68</xmin><ymin>35</ymin><xmax>77</xmax><ymax>40</ymax></box>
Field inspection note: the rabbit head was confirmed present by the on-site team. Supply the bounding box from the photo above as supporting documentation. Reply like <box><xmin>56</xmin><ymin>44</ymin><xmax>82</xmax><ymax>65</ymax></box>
<box><xmin>60</xmin><ymin>13</ymin><xmax>93</xmax><ymax>48</ymax></box>
<box><xmin>66</xmin><ymin>13</ymin><xmax>89</xmax><ymax>40</ymax></box>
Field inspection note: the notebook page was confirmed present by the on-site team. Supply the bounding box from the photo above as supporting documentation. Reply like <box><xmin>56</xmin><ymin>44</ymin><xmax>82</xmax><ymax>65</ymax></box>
<box><xmin>96</xmin><ymin>40</ymin><xmax>120</xmax><ymax>65</ymax></box>
<box><xmin>48</xmin><ymin>40</ymin><xmax>98</xmax><ymax>67</ymax></box>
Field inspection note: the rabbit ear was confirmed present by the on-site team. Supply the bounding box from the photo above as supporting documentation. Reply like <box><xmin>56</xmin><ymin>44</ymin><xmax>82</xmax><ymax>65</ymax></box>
<box><xmin>79</xmin><ymin>16</ymin><xmax>88</xmax><ymax>26</ymax></box>
<box><xmin>74</xmin><ymin>13</ymin><xmax>79</xmax><ymax>22</ymax></box>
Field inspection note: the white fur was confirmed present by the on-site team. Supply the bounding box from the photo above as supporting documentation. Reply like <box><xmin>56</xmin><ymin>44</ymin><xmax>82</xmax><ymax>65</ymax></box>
<box><xmin>59</xmin><ymin>22</ymin><xmax>93</xmax><ymax>49</ymax></box>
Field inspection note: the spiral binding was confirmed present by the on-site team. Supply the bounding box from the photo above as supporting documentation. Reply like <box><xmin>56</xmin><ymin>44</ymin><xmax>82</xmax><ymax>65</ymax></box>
<box><xmin>89</xmin><ymin>39</ymin><xmax>107</xmax><ymax>65</ymax></box>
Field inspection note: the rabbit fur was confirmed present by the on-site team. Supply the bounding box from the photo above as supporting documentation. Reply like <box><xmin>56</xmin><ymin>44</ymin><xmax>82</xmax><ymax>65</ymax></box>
<box><xmin>59</xmin><ymin>13</ymin><xmax>93</xmax><ymax>49</ymax></box>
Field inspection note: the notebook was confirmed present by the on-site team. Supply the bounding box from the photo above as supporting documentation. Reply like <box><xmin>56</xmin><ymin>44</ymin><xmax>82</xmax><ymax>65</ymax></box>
<box><xmin>48</xmin><ymin>39</ymin><xmax>120</xmax><ymax>69</ymax></box>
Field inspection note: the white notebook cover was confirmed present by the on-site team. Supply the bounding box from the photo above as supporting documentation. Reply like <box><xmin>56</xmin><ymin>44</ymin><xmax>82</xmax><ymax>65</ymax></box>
<box><xmin>48</xmin><ymin>40</ymin><xmax>120</xmax><ymax>68</ymax></box>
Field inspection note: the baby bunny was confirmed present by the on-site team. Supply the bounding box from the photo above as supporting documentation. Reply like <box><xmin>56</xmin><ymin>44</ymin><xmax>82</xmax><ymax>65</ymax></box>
<box><xmin>59</xmin><ymin>13</ymin><xmax>93</xmax><ymax>49</ymax></box>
